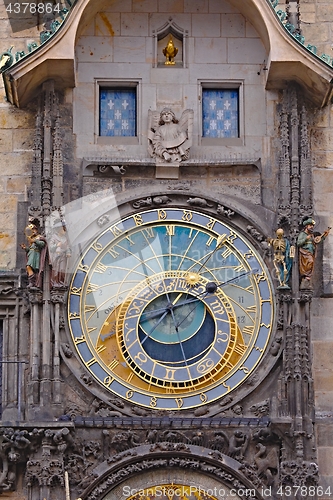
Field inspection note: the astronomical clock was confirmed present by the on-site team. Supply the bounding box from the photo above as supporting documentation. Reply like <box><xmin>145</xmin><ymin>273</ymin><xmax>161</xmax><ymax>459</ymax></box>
<box><xmin>68</xmin><ymin>206</ymin><xmax>275</xmax><ymax>411</ymax></box>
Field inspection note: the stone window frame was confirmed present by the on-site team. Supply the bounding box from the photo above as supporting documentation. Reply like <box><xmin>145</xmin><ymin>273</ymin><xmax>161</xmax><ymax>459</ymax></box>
<box><xmin>95</xmin><ymin>79</ymin><xmax>142</xmax><ymax>146</ymax></box>
<box><xmin>198</xmin><ymin>80</ymin><xmax>244</xmax><ymax>147</ymax></box>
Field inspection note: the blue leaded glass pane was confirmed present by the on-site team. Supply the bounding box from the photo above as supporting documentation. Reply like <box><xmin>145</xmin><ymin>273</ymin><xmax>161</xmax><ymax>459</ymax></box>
<box><xmin>100</xmin><ymin>88</ymin><xmax>136</xmax><ymax>137</ymax></box>
<box><xmin>202</xmin><ymin>89</ymin><xmax>239</xmax><ymax>138</ymax></box>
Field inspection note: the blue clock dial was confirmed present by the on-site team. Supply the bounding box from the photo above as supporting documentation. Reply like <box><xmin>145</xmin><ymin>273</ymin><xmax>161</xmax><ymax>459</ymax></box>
<box><xmin>68</xmin><ymin>208</ymin><xmax>275</xmax><ymax>410</ymax></box>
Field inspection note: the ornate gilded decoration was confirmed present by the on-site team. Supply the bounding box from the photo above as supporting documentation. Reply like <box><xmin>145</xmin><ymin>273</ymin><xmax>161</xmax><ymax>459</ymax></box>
<box><xmin>163</xmin><ymin>35</ymin><xmax>178</xmax><ymax>65</ymax></box>
<box><xmin>68</xmin><ymin>208</ymin><xmax>274</xmax><ymax>410</ymax></box>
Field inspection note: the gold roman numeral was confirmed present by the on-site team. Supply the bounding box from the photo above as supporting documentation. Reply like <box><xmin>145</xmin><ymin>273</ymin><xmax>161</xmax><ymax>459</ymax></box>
<box><xmin>206</xmin><ymin>235</ymin><xmax>215</xmax><ymax>247</ymax></box>
<box><xmin>221</xmin><ymin>247</ymin><xmax>233</xmax><ymax>259</ymax></box>
<box><xmin>166</xmin><ymin>225</ymin><xmax>175</xmax><ymax>236</ymax></box>
<box><xmin>94</xmin><ymin>262</ymin><xmax>107</xmax><ymax>273</ymax></box>
<box><xmin>243</xmin><ymin>325</ymin><xmax>255</xmax><ymax>335</ymax></box>
<box><xmin>233</xmin><ymin>343</ymin><xmax>247</xmax><ymax>356</ymax></box>
<box><xmin>108</xmin><ymin>359</ymin><xmax>119</xmax><ymax>371</ymax></box>
<box><xmin>108</xmin><ymin>247</ymin><xmax>119</xmax><ymax>258</ymax></box>
<box><xmin>143</xmin><ymin>227</ymin><xmax>154</xmax><ymax>238</ymax></box>
<box><xmin>86</xmin><ymin>357</ymin><xmax>97</xmax><ymax>367</ymax></box>
<box><xmin>86</xmin><ymin>283</ymin><xmax>100</xmax><ymax>294</ymax></box>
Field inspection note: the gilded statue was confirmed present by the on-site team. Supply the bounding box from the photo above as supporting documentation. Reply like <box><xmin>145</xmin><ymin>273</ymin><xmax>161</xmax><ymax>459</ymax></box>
<box><xmin>20</xmin><ymin>224</ymin><xmax>47</xmax><ymax>288</ymax></box>
<box><xmin>297</xmin><ymin>218</ymin><xmax>331</xmax><ymax>289</ymax></box>
<box><xmin>162</xmin><ymin>35</ymin><xmax>178</xmax><ymax>65</ymax></box>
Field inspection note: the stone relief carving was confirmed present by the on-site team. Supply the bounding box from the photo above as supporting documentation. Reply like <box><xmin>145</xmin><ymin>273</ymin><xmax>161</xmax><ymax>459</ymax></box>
<box><xmin>132</xmin><ymin>195</ymin><xmax>172</xmax><ymax>208</ymax></box>
<box><xmin>187</xmin><ymin>197</ymin><xmax>213</xmax><ymax>208</ymax></box>
<box><xmin>250</xmin><ymin>400</ymin><xmax>270</xmax><ymax>417</ymax></box>
<box><xmin>217</xmin><ymin>204</ymin><xmax>235</xmax><ymax>218</ymax></box>
<box><xmin>148</xmin><ymin>108</ymin><xmax>193</xmax><ymax>164</ymax></box>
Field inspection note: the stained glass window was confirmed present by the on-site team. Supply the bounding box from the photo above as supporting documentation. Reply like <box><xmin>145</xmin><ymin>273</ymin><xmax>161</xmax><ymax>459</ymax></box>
<box><xmin>202</xmin><ymin>89</ymin><xmax>239</xmax><ymax>138</ymax></box>
<box><xmin>100</xmin><ymin>88</ymin><xmax>136</xmax><ymax>137</ymax></box>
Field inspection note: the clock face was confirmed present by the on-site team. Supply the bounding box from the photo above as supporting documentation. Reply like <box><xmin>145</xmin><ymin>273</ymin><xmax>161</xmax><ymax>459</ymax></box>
<box><xmin>68</xmin><ymin>208</ymin><xmax>274</xmax><ymax>410</ymax></box>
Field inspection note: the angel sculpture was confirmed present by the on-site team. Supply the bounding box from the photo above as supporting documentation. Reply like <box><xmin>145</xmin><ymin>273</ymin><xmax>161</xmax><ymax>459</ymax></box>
<box><xmin>148</xmin><ymin>108</ymin><xmax>193</xmax><ymax>164</ymax></box>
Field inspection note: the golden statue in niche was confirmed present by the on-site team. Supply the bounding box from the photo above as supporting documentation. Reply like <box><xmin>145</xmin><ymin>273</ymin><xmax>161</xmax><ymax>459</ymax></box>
<box><xmin>163</xmin><ymin>34</ymin><xmax>178</xmax><ymax>65</ymax></box>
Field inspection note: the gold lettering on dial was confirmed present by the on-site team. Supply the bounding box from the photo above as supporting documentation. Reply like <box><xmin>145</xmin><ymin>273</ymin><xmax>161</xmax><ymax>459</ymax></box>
<box><xmin>86</xmin><ymin>283</ymin><xmax>99</xmax><ymax>294</ymax></box>
<box><xmin>108</xmin><ymin>359</ymin><xmax>119</xmax><ymax>370</ymax></box>
<box><xmin>182</xmin><ymin>210</ymin><xmax>192</xmax><ymax>221</ymax></box>
<box><xmin>150</xmin><ymin>396</ymin><xmax>157</xmax><ymax>407</ymax></box>
<box><xmin>143</xmin><ymin>227</ymin><xmax>154</xmax><ymax>238</ymax></box>
<box><xmin>126</xmin><ymin>390</ymin><xmax>134</xmax><ymax>399</ymax></box>
<box><xmin>125</xmin><ymin>234</ymin><xmax>135</xmax><ymax>245</ymax></box>
<box><xmin>86</xmin><ymin>357</ymin><xmax>97</xmax><ymax>367</ymax></box>
<box><xmin>255</xmin><ymin>273</ymin><xmax>266</xmax><ymax>283</ymax></box>
<box><xmin>84</xmin><ymin>304</ymin><xmax>96</xmax><ymax>313</ymax></box>
<box><xmin>104</xmin><ymin>376</ymin><xmax>114</xmax><ymax>387</ymax></box>
<box><xmin>197</xmin><ymin>358</ymin><xmax>214</xmax><ymax>374</ymax></box>
<box><xmin>210</xmin><ymin>300</ymin><xmax>225</xmax><ymax>316</ymax></box>
<box><xmin>134</xmin><ymin>352</ymin><xmax>147</xmax><ymax>365</ymax></box>
<box><xmin>206</xmin><ymin>235</ymin><xmax>215</xmax><ymax>247</ymax></box>
<box><xmin>200</xmin><ymin>393</ymin><xmax>208</xmax><ymax>403</ymax></box>
<box><xmin>92</xmin><ymin>242</ymin><xmax>103</xmax><ymax>253</ymax></box>
<box><xmin>243</xmin><ymin>325</ymin><xmax>255</xmax><ymax>336</ymax></box>
<box><xmin>78</xmin><ymin>262</ymin><xmax>89</xmax><ymax>272</ymax></box>
<box><xmin>94</xmin><ymin>262</ymin><xmax>107</xmax><ymax>273</ymax></box>
<box><xmin>206</xmin><ymin>218</ymin><xmax>216</xmax><ymax>230</ymax></box>
<box><xmin>217</xmin><ymin>331</ymin><xmax>229</xmax><ymax>343</ymax></box>
<box><xmin>164</xmin><ymin>369</ymin><xmax>176</xmax><ymax>381</ymax></box>
<box><xmin>74</xmin><ymin>335</ymin><xmax>85</xmax><ymax>345</ymax></box>
<box><xmin>158</xmin><ymin>209</ymin><xmax>167</xmax><ymax>220</ymax></box>
<box><xmin>234</xmin><ymin>264</ymin><xmax>245</xmax><ymax>272</ymax></box>
<box><xmin>175</xmin><ymin>398</ymin><xmax>184</xmax><ymax>408</ymax></box>
<box><xmin>110</xmin><ymin>226</ymin><xmax>123</xmax><ymax>237</ymax></box>
<box><xmin>108</xmin><ymin>247</ymin><xmax>119</xmax><ymax>258</ymax></box>
<box><xmin>166</xmin><ymin>225</ymin><xmax>175</xmax><ymax>236</ymax></box>
<box><xmin>221</xmin><ymin>247</ymin><xmax>232</xmax><ymax>259</ymax></box>
<box><xmin>69</xmin><ymin>312</ymin><xmax>80</xmax><ymax>319</ymax></box>
<box><xmin>133</xmin><ymin>214</ymin><xmax>144</xmax><ymax>226</ymax></box>
<box><xmin>233</xmin><ymin>343</ymin><xmax>247</xmax><ymax>356</ymax></box>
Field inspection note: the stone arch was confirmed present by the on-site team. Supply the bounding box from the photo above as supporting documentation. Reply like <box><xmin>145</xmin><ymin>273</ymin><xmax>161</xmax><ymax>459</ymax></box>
<box><xmin>78</xmin><ymin>444</ymin><xmax>265</xmax><ymax>500</ymax></box>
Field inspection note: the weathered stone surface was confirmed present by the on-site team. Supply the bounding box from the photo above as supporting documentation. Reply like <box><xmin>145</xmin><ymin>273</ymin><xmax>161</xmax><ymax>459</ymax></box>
<box><xmin>6</xmin><ymin>176</ymin><xmax>30</xmax><ymax>194</ymax></box>
<box><xmin>0</xmin><ymin>129</ymin><xmax>12</xmax><ymax>152</ymax></box>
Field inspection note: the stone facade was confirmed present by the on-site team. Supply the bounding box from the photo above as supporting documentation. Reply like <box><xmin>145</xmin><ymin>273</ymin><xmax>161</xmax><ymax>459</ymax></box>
<box><xmin>0</xmin><ymin>0</ymin><xmax>333</xmax><ymax>499</ymax></box>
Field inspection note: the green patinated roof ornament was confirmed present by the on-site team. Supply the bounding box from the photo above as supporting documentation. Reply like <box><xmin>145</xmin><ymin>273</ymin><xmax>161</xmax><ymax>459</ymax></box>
<box><xmin>0</xmin><ymin>0</ymin><xmax>74</xmax><ymax>74</ymax></box>
<box><xmin>267</xmin><ymin>0</ymin><xmax>333</xmax><ymax>67</ymax></box>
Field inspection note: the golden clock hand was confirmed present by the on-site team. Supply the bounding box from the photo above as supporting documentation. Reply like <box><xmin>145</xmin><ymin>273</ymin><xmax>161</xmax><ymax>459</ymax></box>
<box><xmin>140</xmin><ymin>292</ymin><xmax>185</xmax><ymax>321</ymax></box>
<box><xmin>196</xmin><ymin>234</ymin><xmax>228</xmax><ymax>274</ymax></box>
<box><xmin>173</xmin><ymin>269</ymin><xmax>259</xmax><ymax>314</ymax></box>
